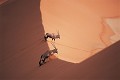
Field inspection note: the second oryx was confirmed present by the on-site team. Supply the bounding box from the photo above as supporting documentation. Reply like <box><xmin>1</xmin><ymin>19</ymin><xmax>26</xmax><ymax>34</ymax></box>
<box><xmin>39</xmin><ymin>42</ymin><xmax>58</xmax><ymax>66</ymax></box>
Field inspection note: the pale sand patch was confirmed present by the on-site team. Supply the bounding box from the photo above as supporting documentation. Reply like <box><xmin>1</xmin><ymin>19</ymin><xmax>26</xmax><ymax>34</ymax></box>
<box><xmin>105</xmin><ymin>18</ymin><xmax>120</xmax><ymax>43</ymax></box>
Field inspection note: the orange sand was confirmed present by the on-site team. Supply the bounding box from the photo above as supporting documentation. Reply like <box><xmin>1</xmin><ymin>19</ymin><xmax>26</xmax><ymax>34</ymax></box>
<box><xmin>40</xmin><ymin>0</ymin><xmax>120</xmax><ymax>63</ymax></box>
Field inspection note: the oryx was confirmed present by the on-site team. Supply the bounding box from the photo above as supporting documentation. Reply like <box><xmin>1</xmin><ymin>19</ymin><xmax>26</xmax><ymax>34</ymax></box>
<box><xmin>39</xmin><ymin>42</ymin><xmax>58</xmax><ymax>66</ymax></box>
<box><xmin>44</xmin><ymin>31</ymin><xmax>60</xmax><ymax>41</ymax></box>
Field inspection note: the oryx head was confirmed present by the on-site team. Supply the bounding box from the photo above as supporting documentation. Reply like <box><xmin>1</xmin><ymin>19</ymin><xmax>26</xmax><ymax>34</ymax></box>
<box><xmin>51</xmin><ymin>42</ymin><xmax>58</xmax><ymax>54</ymax></box>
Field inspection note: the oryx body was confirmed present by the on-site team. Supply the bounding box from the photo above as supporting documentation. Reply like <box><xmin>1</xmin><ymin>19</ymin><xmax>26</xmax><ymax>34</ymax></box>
<box><xmin>39</xmin><ymin>43</ymin><xmax>58</xmax><ymax>66</ymax></box>
<box><xmin>44</xmin><ymin>31</ymin><xmax>60</xmax><ymax>41</ymax></box>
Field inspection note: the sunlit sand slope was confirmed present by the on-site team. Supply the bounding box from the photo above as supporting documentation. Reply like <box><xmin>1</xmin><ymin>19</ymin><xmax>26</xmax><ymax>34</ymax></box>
<box><xmin>41</xmin><ymin>0</ymin><xmax>120</xmax><ymax>63</ymax></box>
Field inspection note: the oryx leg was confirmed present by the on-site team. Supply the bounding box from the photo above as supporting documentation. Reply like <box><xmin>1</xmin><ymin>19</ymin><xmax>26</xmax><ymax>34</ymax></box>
<box><xmin>39</xmin><ymin>55</ymin><xmax>44</xmax><ymax>66</ymax></box>
<box><xmin>44</xmin><ymin>35</ymin><xmax>48</xmax><ymax>41</ymax></box>
<box><xmin>52</xmin><ymin>38</ymin><xmax>55</xmax><ymax>41</ymax></box>
<box><xmin>39</xmin><ymin>58</ymin><xmax>45</xmax><ymax>66</ymax></box>
<box><xmin>39</xmin><ymin>55</ymin><xmax>45</xmax><ymax>66</ymax></box>
<box><xmin>39</xmin><ymin>55</ymin><xmax>49</xmax><ymax>66</ymax></box>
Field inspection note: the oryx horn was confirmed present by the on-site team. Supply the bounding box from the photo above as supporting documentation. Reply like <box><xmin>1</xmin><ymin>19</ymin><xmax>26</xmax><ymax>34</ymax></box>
<box><xmin>57</xmin><ymin>30</ymin><xmax>59</xmax><ymax>35</ymax></box>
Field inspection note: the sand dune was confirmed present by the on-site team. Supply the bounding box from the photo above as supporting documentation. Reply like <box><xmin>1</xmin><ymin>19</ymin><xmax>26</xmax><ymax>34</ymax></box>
<box><xmin>41</xmin><ymin>0</ymin><xmax>120</xmax><ymax>63</ymax></box>
<box><xmin>0</xmin><ymin>0</ymin><xmax>120</xmax><ymax>80</ymax></box>
<box><xmin>0</xmin><ymin>0</ymin><xmax>8</xmax><ymax>5</ymax></box>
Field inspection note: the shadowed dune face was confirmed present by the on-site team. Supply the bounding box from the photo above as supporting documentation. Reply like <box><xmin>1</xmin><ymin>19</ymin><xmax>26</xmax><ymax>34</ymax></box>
<box><xmin>0</xmin><ymin>0</ymin><xmax>8</xmax><ymax>5</ymax></box>
<box><xmin>0</xmin><ymin>0</ymin><xmax>49</xmax><ymax>78</ymax></box>
<box><xmin>40</xmin><ymin>0</ymin><xmax>120</xmax><ymax>63</ymax></box>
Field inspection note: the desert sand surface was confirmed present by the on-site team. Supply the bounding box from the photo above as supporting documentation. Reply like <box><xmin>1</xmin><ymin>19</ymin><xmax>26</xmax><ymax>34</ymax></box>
<box><xmin>41</xmin><ymin>0</ymin><xmax>120</xmax><ymax>63</ymax></box>
<box><xmin>0</xmin><ymin>0</ymin><xmax>120</xmax><ymax>80</ymax></box>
